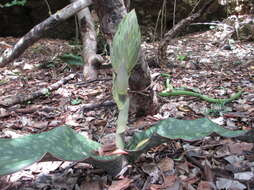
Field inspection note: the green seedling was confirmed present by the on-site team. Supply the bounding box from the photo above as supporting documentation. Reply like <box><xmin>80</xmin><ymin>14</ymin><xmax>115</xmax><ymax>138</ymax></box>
<box><xmin>71</xmin><ymin>98</ymin><xmax>82</xmax><ymax>105</ymax></box>
<box><xmin>177</xmin><ymin>55</ymin><xmax>187</xmax><ymax>61</ymax></box>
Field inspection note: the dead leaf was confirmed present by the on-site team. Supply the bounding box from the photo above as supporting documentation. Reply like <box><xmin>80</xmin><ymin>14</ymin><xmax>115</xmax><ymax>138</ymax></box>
<box><xmin>197</xmin><ymin>181</ymin><xmax>216</xmax><ymax>190</ymax></box>
<box><xmin>234</xmin><ymin>171</ymin><xmax>254</xmax><ymax>181</ymax></box>
<box><xmin>177</xmin><ymin>161</ymin><xmax>189</xmax><ymax>174</ymax></box>
<box><xmin>227</xmin><ymin>142</ymin><xmax>254</xmax><ymax>154</ymax></box>
<box><xmin>65</xmin><ymin>115</ymin><xmax>80</xmax><ymax>126</ymax></box>
<box><xmin>94</xmin><ymin>143</ymin><xmax>128</xmax><ymax>156</ymax></box>
<box><xmin>204</xmin><ymin>160</ymin><xmax>214</xmax><ymax>182</ymax></box>
<box><xmin>108</xmin><ymin>178</ymin><xmax>133</xmax><ymax>190</ymax></box>
<box><xmin>0</xmin><ymin>108</ymin><xmax>10</xmax><ymax>118</ymax></box>
<box><xmin>34</xmin><ymin>121</ymin><xmax>48</xmax><ymax>129</ymax></box>
<box><xmin>216</xmin><ymin>177</ymin><xmax>246</xmax><ymax>190</ymax></box>
<box><xmin>80</xmin><ymin>180</ymin><xmax>102</xmax><ymax>190</ymax></box>
<box><xmin>158</xmin><ymin>157</ymin><xmax>174</xmax><ymax>173</ymax></box>
<box><xmin>142</xmin><ymin>163</ymin><xmax>161</xmax><ymax>183</ymax></box>
<box><xmin>150</xmin><ymin>175</ymin><xmax>178</xmax><ymax>190</ymax></box>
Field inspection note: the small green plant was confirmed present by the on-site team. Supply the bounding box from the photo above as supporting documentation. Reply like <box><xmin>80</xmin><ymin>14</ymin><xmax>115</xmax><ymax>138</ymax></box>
<box><xmin>26</xmin><ymin>100</ymin><xmax>32</xmax><ymax>105</ymax></box>
<box><xmin>177</xmin><ymin>55</ymin><xmax>187</xmax><ymax>61</ymax></box>
<box><xmin>42</xmin><ymin>88</ymin><xmax>51</xmax><ymax>97</ymax></box>
<box><xmin>205</xmin><ymin>103</ymin><xmax>232</xmax><ymax>117</ymax></box>
<box><xmin>59</xmin><ymin>53</ymin><xmax>84</xmax><ymax>67</ymax></box>
<box><xmin>0</xmin><ymin>80</ymin><xmax>8</xmax><ymax>85</ymax></box>
<box><xmin>71</xmin><ymin>98</ymin><xmax>82</xmax><ymax>105</ymax></box>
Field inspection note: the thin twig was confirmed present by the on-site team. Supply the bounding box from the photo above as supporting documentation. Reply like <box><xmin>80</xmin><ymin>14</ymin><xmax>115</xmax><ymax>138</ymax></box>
<box><xmin>0</xmin><ymin>73</ymin><xmax>76</xmax><ymax>107</ymax></box>
<box><xmin>75</xmin><ymin>78</ymin><xmax>111</xmax><ymax>86</ymax></box>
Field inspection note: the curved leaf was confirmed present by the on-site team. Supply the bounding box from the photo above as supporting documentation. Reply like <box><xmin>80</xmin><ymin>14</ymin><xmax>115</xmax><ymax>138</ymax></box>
<box><xmin>111</xmin><ymin>10</ymin><xmax>141</xmax><ymax>74</ymax></box>
<box><xmin>126</xmin><ymin>118</ymin><xmax>248</xmax><ymax>159</ymax></box>
<box><xmin>0</xmin><ymin>126</ymin><xmax>119</xmax><ymax>176</ymax></box>
<box><xmin>0</xmin><ymin>118</ymin><xmax>250</xmax><ymax>176</ymax></box>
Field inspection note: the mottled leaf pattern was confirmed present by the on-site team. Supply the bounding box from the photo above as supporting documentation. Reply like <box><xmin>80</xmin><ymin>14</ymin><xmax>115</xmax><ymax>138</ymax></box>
<box><xmin>111</xmin><ymin>10</ymin><xmax>141</xmax><ymax>148</ymax></box>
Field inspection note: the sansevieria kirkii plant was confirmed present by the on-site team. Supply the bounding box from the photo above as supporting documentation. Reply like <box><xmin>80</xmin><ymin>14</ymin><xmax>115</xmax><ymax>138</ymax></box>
<box><xmin>0</xmin><ymin>10</ymin><xmax>252</xmax><ymax>177</ymax></box>
<box><xmin>111</xmin><ymin>10</ymin><xmax>141</xmax><ymax>149</ymax></box>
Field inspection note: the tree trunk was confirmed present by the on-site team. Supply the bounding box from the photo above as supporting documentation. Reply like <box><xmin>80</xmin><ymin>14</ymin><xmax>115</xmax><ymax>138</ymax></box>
<box><xmin>94</xmin><ymin>0</ymin><xmax>158</xmax><ymax>116</ymax></box>
<box><xmin>70</xmin><ymin>0</ymin><xmax>104</xmax><ymax>80</ymax></box>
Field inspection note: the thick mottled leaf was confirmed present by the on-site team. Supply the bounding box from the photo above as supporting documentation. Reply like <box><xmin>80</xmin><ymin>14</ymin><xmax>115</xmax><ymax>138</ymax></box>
<box><xmin>0</xmin><ymin>126</ymin><xmax>119</xmax><ymax>176</ymax></box>
<box><xmin>116</xmin><ymin>97</ymin><xmax>130</xmax><ymax>135</ymax></box>
<box><xmin>1</xmin><ymin>118</ymin><xmax>251</xmax><ymax>176</ymax></box>
<box><xmin>126</xmin><ymin>118</ymin><xmax>248</xmax><ymax>159</ymax></box>
<box><xmin>111</xmin><ymin>10</ymin><xmax>141</xmax><ymax>149</ymax></box>
<box><xmin>115</xmin><ymin>64</ymin><xmax>129</xmax><ymax>95</ymax></box>
<box><xmin>111</xmin><ymin>10</ymin><xmax>141</xmax><ymax>74</ymax></box>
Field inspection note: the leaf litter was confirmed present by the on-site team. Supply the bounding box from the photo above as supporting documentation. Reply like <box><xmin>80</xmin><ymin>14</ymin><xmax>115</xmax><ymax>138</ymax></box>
<box><xmin>0</xmin><ymin>25</ymin><xmax>254</xmax><ymax>189</ymax></box>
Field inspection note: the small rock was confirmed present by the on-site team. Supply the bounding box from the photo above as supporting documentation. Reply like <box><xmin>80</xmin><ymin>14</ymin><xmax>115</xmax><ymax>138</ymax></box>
<box><xmin>199</xmin><ymin>58</ymin><xmax>211</xmax><ymax>64</ymax></box>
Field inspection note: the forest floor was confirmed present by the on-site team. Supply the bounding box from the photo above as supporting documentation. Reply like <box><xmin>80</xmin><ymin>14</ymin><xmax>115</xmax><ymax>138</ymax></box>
<box><xmin>0</xmin><ymin>27</ymin><xmax>253</xmax><ymax>190</ymax></box>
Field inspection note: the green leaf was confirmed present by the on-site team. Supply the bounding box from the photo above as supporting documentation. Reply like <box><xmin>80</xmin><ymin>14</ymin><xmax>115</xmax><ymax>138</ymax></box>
<box><xmin>0</xmin><ymin>126</ymin><xmax>119</xmax><ymax>176</ymax></box>
<box><xmin>59</xmin><ymin>53</ymin><xmax>84</xmax><ymax>66</ymax></box>
<box><xmin>116</xmin><ymin>97</ymin><xmax>130</xmax><ymax>135</ymax></box>
<box><xmin>71</xmin><ymin>98</ymin><xmax>82</xmax><ymax>105</ymax></box>
<box><xmin>111</xmin><ymin>10</ymin><xmax>141</xmax><ymax>149</ymax></box>
<box><xmin>126</xmin><ymin>118</ymin><xmax>248</xmax><ymax>159</ymax></box>
<box><xmin>3</xmin><ymin>0</ymin><xmax>26</xmax><ymax>7</ymax></box>
<box><xmin>177</xmin><ymin>55</ymin><xmax>187</xmax><ymax>61</ymax></box>
<box><xmin>0</xmin><ymin>119</ymin><xmax>252</xmax><ymax>176</ymax></box>
<box><xmin>115</xmin><ymin>64</ymin><xmax>129</xmax><ymax>95</ymax></box>
<box><xmin>111</xmin><ymin>10</ymin><xmax>141</xmax><ymax>74</ymax></box>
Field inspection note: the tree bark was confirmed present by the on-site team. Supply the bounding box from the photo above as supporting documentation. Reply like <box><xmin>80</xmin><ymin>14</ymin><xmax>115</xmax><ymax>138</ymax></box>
<box><xmin>0</xmin><ymin>0</ymin><xmax>92</xmax><ymax>67</ymax></box>
<box><xmin>71</xmin><ymin>0</ymin><xmax>104</xmax><ymax>80</ymax></box>
<box><xmin>94</xmin><ymin>0</ymin><xmax>158</xmax><ymax>116</ymax></box>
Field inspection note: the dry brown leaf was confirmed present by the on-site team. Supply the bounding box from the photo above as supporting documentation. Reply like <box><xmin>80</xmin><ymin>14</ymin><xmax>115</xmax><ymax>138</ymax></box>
<box><xmin>158</xmin><ymin>157</ymin><xmax>174</xmax><ymax>173</ymax></box>
<box><xmin>150</xmin><ymin>175</ymin><xmax>177</xmax><ymax>190</ymax></box>
<box><xmin>108</xmin><ymin>178</ymin><xmax>133</xmax><ymax>190</ymax></box>
<box><xmin>80</xmin><ymin>181</ymin><xmax>102</xmax><ymax>190</ymax></box>
<box><xmin>197</xmin><ymin>181</ymin><xmax>216</xmax><ymax>190</ymax></box>
<box><xmin>228</xmin><ymin>142</ymin><xmax>254</xmax><ymax>154</ymax></box>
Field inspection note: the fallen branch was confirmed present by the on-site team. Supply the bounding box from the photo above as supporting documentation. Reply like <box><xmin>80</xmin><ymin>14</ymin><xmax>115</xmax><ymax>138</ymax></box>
<box><xmin>75</xmin><ymin>78</ymin><xmax>111</xmax><ymax>86</ymax></box>
<box><xmin>0</xmin><ymin>74</ymin><xmax>76</xmax><ymax>107</ymax></box>
<box><xmin>81</xmin><ymin>100</ymin><xmax>116</xmax><ymax>112</ymax></box>
<box><xmin>80</xmin><ymin>7</ymin><xmax>104</xmax><ymax>80</ymax></box>
<box><xmin>0</xmin><ymin>0</ymin><xmax>92</xmax><ymax>67</ymax></box>
<box><xmin>158</xmin><ymin>0</ymin><xmax>215</xmax><ymax>64</ymax></box>
<box><xmin>71</xmin><ymin>0</ymin><xmax>104</xmax><ymax>80</ymax></box>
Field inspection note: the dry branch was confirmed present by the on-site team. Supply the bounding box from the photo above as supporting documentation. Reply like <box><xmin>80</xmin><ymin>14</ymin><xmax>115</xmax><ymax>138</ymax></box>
<box><xmin>71</xmin><ymin>0</ymin><xmax>104</xmax><ymax>80</ymax></box>
<box><xmin>159</xmin><ymin>0</ymin><xmax>215</xmax><ymax>64</ymax></box>
<box><xmin>81</xmin><ymin>8</ymin><xmax>104</xmax><ymax>80</ymax></box>
<box><xmin>0</xmin><ymin>74</ymin><xmax>76</xmax><ymax>107</ymax></box>
<box><xmin>0</xmin><ymin>0</ymin><xmax>92</xmax><ymax>67</ymax></box>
